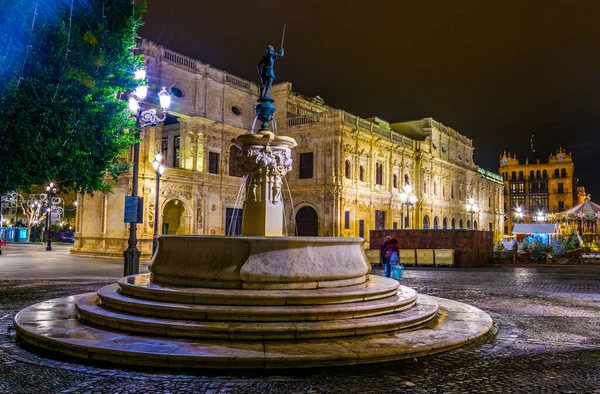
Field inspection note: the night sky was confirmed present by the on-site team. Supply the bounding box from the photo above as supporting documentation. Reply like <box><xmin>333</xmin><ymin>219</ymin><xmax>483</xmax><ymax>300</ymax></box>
<box><xmin>140</xmin><ymin>0</ymin><xmax>600</xmax><ymax>198</ymax></box>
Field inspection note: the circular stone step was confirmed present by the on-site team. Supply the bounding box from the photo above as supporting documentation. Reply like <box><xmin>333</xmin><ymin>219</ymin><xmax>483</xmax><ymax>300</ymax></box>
<box><xmin>14</xmin><ymin>294</ymin><xmax>493</xmax><ymax>369</ymax></box>
<box><xmin>118</xmin><ymin>274</ymin><xmax>400</xmax><ymax>306</ymax></box>
<box><xmin>75</xmin><ymin>293</ymin><xmax>438</xmax><ymax>340</ymax></box>
<box><xmin>96</xmin><ymin>284</ymin><xmax>418</xmax><ymax>322</ymax></box>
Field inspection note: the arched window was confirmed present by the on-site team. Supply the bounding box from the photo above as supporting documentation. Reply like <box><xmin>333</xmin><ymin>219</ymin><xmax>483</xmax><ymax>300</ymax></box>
<box><xmin>393</xmin><ymin>174</ymin><xmax>398</xmax><ymax>188</ymax></box>
<box><xmin>530</xmin><ymin>170</ymin><xmax>535</xmax><ymax>179</ymax></box>
<box><xmin>433</xmin><ymin>216</ymin><xmax>439</xmax><ymax>229</ymax></box>
<box><xmin>459</xmin><ymin>219</ymin><xmax>464</xmax><ymax>229</ymax></box>
<box><xmin>375</xmin><ymin>163</ymin><xmax>383</xmax><ymax>185</ymax></box>
<box><xmin>443</xmin><ymin>217</ymin><xmax>448</xmax><ymax>229</ymax></box>
<box><xmin>474</xmin><ymin>220</ymin><xmax>478</xmax><ymax>230</ymax></box>
<box><xmin>519</xmin><ymin>171</ymin><xmax>523</xmax><ymax>180</ymax></box>
<box><xmin>452</xmin><ymin>218</ymin><xmax>456</xmax><ymax>229</ymax></box>
<box><xmin>466</xmin><ymin>219</ymin><xmax>471</xmax><ymax>229</ymax></box>
<box><xmin>228</xmin><ymin>146</ymin><xmax>243</xmax><ymax>177</ymax></box>
<box><xmin>423</xmin><ymin>215</ymin><xmax>430</xmax><ymax>229</ymax></box>
<box><xmin>542</xmin><ymin>170</ymin><xmax>547</xmax><ymax>179</ymax></box>
<box><xmin>511</xmin><ymin>171</ymin><xmax>516</xmax><ymax>180</ymax></box>
<box><xmin>536</xmin><ymin>170</ymin><xmax>541</xmax><ymax>179</ymax></box>
<box><xmin>554</xmin><ymin>169</ymin><xmax>559</xmax><ymax>178</ymax></box>
<box><xmin>359</xmin><ymin>166</ymin><xmax>365</xmax><ymax>181</ymax></box>
<box><xmin>561</xmin><ymin>168</ymin><xmax>567</xmax><ymax>178</ymax></box>
<box><xmin>344</xmin><ymin>160</ymin><xmax>351</xmax><ymax>179</ymax></box>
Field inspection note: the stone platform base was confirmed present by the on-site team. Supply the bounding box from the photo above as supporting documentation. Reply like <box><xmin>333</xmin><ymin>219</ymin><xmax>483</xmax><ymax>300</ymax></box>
<box><xmin>14</xmin><ymin>293</ymin><xmax>492</xmax><ymax>369</ymax></box>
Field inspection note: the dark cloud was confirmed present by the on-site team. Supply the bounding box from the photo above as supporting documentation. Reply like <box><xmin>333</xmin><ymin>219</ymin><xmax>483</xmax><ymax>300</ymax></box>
<box><xmin>140</xmin><ymin>0</ymin><xmax>600</xmax><ymax>197</ymax></box>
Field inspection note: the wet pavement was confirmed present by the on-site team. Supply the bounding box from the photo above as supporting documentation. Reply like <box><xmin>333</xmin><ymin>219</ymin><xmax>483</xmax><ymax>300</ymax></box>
<box><xmin>1</xmin><ymin>266</ymin><xmax>600</xmax><ymax>393</ymax></box>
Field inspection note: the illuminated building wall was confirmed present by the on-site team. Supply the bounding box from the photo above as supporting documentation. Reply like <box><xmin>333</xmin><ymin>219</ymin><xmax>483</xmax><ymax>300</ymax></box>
<box><xmin>71</xmin><ymin>40</ymin><xmax>504</xmax><ymax>258</ymax></box>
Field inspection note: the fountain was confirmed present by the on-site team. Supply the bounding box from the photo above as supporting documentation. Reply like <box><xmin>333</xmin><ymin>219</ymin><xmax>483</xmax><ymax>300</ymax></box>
<box><xmin>13</xmin><ymin>44</ymin><xmax>492</xmax><ymax>369</ymax></box>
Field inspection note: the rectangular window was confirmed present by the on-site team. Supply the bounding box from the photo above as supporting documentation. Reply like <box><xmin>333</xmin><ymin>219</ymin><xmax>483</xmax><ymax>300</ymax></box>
<box><xmin>344</xmin><ymin>211</ymin><xmax>350</xmax><ymax>229</ymax></box>
<box><xmin>173</xmin><ymin>136</ymin><xmax>180</xmax><ymax>168</ymax></box>
<box><xmin>225</xmin><ymin>208</ymin><xmax>243</xmax><ymax>236</ymax></box>
<box><xmin>558</xmin><ymin>183</ymin><xmax>564</xmax><ymax>193</ymax></box>
<box><xmin>299</xmin><ymin>152</ymin><xmax>314</xmax><ymax>179</ymax></box>
<box><xmin>161</xmin><ymin>138</ymin><xmax>168</xmax><ymax>167</ymax></box>
<box><xmin>375</xmin><ymin>210</ymin><xmax>385</xmax><ymax>230</ymax></box>
<box><xmin>558</xmin><ymin>201</ymin><xmax>564</xmax><ymax>211</ymax></box>
<box><xmin>359</xmin><ymin>220</ymin><xmax>365</xmax><ymax>238</ymax></box>
<box><xmin>208</xmin><ymin>152</ymin><xmax>219</xmax><ymax>174</ymax></box>
<box><xmin>393</xmin><ymin>221</ymin><xmax>397</xmax><ymax>230</ymax></box>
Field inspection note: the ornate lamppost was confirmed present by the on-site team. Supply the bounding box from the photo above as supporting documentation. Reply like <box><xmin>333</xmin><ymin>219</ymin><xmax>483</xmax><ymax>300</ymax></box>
<box><xmin>123</xmin><ymin>69</ymin><xmax>172</xmax><ymax>276</ymax></box>
<box><xmin>45</xmin><ymin>182</ymin><xmax>57</xmax><ymax>251</ymax></box>
<box><xmin>151</xmin><ymin>152</ymin><xmax>165</xmax><ymax>256</ymax></box>
<box><xmin>399</xmin><ymin>184</ymin><xmax>418</xmax><ymax>229</ymax></box>
<box><xmin>466</xmin><ymin>197</ymin><xmax>479</xmax><ymax>230</ymax></box>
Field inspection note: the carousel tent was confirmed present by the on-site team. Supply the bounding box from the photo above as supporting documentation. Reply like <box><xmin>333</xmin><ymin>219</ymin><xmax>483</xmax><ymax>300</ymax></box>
<box><xmin>549</xmin><ymin>197</ymin><xmax>600</xmax><ymax>239</ymax></box>
<box><xmin>560</xmin><ymin>199</ymin><xmax>600</xmax><ymax>216</ymax></box>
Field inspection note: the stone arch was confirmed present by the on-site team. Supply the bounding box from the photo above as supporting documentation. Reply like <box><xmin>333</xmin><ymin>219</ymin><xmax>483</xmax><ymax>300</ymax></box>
<box><xmin>162</xmin><ymin>198</ymin><xmax>189</xmax><ymax>235</ymax></box>
<box><xmin>452</xmin><ymin>218</ymin><xmax>456</xmax><ymax>229</ymax></box>
<box><xmin>423</xmin><ymin>215</ymin><xmax>430</xmax><ymax>230</ymax></box>
<box><xmin>474</xmin><ymin>220</ymin><xmax>478</xmax><ymax>230</ymax></box>
<box><xmin>295</xmin><ymin>205</ymin><xmax>319</xmax><ymax>236</ymax></box>
<box><xmin>459</xmin><ymin>219</ymin><xmax>464</xmax><ymax>229</ymax></box>
<box><xmin>433</xmin><ymin>216</ymin><xmax>439</xmax><ymax>229</ymax></box>
<box><xmin>443</xmin><ymin>217</ymin><xmax>448</xmax><ymax>230</ymax></box>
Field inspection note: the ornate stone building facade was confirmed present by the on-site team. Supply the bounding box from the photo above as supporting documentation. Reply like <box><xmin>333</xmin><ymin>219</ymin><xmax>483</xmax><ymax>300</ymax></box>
<box><xmin>499</xmin><ymin>148</ymin><xmax>577</xmax><ymax>234</ymax></box>
<box><xmin>72</xmin><ymin>40</ymin><xmax>504</xmax><ymax>258</ymax></box>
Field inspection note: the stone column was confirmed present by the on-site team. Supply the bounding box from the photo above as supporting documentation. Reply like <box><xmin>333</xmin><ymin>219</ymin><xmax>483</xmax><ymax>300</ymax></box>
<box><xmin>235</xmin><ymin>131</ymin><xmax>297</xmax><ymax>236</ymax></box>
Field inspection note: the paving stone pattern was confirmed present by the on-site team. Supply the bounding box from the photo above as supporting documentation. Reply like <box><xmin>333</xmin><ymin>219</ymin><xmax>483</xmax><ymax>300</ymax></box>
<box><xmin>1</xmin><ymin>267</ymin><xmax>600</xmax><ymax>393</ymax></box>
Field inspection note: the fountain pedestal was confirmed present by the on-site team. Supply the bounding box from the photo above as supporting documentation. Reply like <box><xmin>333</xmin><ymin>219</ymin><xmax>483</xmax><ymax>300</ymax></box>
<box><xmin>236</xmin><ymin>131</ymin><xmax>297</xmax><ymax>236</ymax></box>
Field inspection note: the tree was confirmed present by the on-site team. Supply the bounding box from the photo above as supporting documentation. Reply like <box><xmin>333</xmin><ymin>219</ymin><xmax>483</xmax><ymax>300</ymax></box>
<box><xmin>0</xmin><ymin>0</ymin><xmax>146</xmax><ymax>195</ymax></box>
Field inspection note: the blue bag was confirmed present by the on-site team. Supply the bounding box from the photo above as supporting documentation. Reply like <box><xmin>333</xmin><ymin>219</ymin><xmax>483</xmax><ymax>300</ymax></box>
<box><xmin>391</xmin><ymin>265</ymin><xmax>403</xmax><ymax>280</ymax></box>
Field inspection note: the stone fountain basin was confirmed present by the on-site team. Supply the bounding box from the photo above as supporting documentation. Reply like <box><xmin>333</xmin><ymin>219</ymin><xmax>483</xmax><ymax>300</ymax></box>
<box><xmin>149</xmin><ymin>236</ymin><xmax>371</xmax><ymax>290</ymax></box>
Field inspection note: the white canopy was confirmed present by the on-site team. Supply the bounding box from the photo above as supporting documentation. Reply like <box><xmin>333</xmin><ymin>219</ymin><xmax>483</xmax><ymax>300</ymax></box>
<box><xmin>512</xmin><ymin>223</ymin><xmax>559</xmax><ymax>235</ymax></box>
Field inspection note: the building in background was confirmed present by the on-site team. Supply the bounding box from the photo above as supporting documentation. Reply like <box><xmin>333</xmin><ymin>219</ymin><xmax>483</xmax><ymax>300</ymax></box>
<box><xmin>71</xmin><ymin>40</ymin><xmax>504</xmax><ymax>258</ymax></box>
<box><xmin>499</xmin><ymin>148</ymin><xmax>578</xmax><ymax>234</ymax></box>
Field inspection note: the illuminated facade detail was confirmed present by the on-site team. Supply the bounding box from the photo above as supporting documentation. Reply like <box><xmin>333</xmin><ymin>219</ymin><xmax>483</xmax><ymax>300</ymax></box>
<box><xmin>499</xmin><ymin>147</ymin><xmax>578</xmax><ymax>234</ymax></box>
<box><xmin>71</xmin><ymin>40</ymin><xmax>504</xmax><ymax>258</ymax></box>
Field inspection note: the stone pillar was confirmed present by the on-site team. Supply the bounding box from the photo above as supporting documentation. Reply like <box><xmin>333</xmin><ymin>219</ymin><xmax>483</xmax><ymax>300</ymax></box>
<box><xmin>236</xmin><ymin>131</ymin><xmax>297</xmax><ymax>236</ymax></box>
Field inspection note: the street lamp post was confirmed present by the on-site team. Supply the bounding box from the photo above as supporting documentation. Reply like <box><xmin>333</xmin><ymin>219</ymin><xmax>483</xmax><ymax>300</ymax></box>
<box><xmin>152</xmin><ymin>152</ymin><xmax>165</xmax><ymax>256</ymax></box>
<box><xmin>399</xmin><ymin>184</ymin><xmax>418</xmax><ymax>229</ymax></box>
<box><xmin>45</xmin><ymin>182</ymin><xmax>57</xmax><ymax>251</ymax></box>
<box><xmin>466</xmin><ymin>197</ymin><xmax>479</xmax><ymax>230</ymax></box>
<box><xmin>123</xmin><ymin>69</ymin><xmax>172</xmax><ymax>276</ymax></box>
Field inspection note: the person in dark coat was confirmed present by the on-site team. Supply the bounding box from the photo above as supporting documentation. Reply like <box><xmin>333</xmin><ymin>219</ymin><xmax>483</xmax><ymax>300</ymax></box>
<box><xmin>380</xmin><ymin>236</ymin><xmax>392</xmax><ymax>277</ymax></box>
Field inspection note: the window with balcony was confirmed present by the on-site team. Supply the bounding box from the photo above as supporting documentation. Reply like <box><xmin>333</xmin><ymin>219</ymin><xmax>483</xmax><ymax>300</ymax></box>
<box><xmin>558</xmin><ymin>183</ymin><xmax>564</xmax><ymax>193</ymax></box>
<box><xmin>375</xmin><ymin>163</ymin><xmax>383</xmax><ymax>185</ymax></box>
<box><xmin>173</xmin><ymin>136</ymin><xmax>180</xmax><ymax>168</ymax></box>
<box><xmin>208</xmin><ymin>152</ymin><xmax>219</xmax><ymax>174</ymax></box>
<box><xmin>299</xmin><ymin>152</ymin><xmax>314</xmax><ymax>179</ymax></box>
<box><xmin>228</xmin><ymin>146</ymin><xmax>243</xmax><ymax>177</ymax></box>
<box><xmin>344</xmin><ymin>211</ymin><xmax>350</xmax><ymax>229</ymax></box>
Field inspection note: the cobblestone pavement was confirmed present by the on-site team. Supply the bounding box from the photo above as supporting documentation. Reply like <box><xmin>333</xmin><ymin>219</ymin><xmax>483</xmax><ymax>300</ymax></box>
<box><xmin>1</xmin><ymin>266</ymin><xmax>600</xmax><ymax>393</ymax></box>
